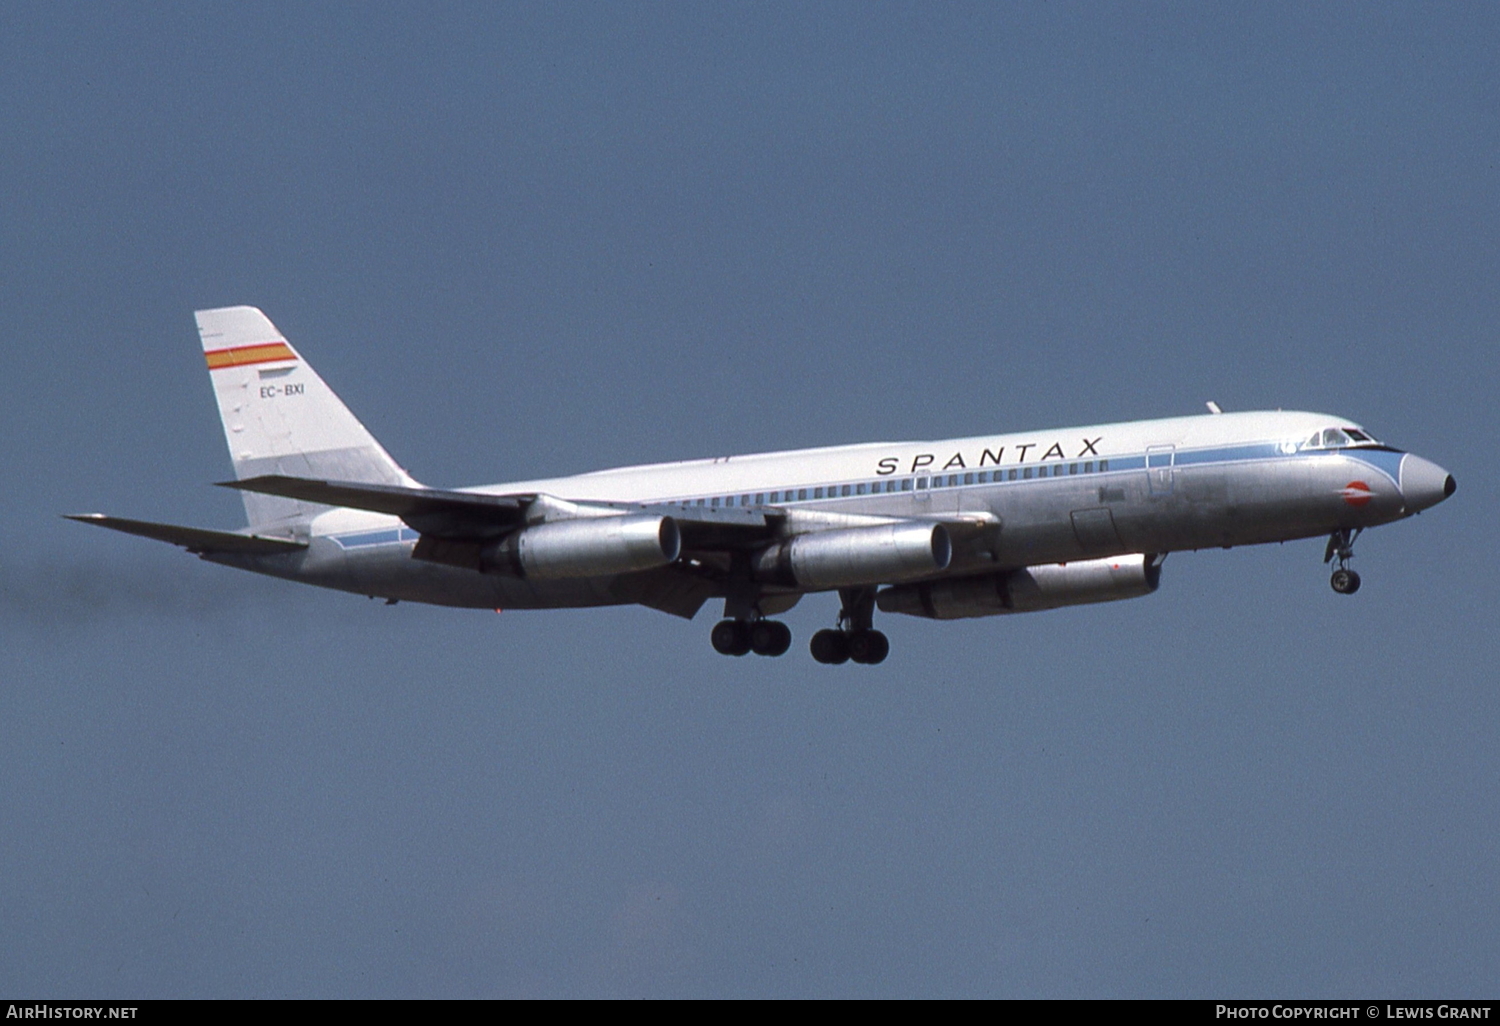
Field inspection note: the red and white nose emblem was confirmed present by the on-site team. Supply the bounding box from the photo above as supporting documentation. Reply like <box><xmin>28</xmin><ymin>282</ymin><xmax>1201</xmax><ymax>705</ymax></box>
<box><xmin>1340</xmin><ymin>481</ymin><xmax>1373</xmax><ymax>507</ymax></box>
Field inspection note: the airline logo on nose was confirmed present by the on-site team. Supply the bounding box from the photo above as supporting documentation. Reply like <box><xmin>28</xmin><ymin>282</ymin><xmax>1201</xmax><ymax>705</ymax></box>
<box><xmin>1341</xmin><ymin>481</ymin><xmax>1373</xmax><ymax>506</ymax></box>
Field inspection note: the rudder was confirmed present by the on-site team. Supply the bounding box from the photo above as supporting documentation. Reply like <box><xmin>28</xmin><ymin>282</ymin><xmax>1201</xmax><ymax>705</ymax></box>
<box><xmin>196</xmin><ymin>306</ymin><xmax>415</xmax><ymax>534</ymax></box>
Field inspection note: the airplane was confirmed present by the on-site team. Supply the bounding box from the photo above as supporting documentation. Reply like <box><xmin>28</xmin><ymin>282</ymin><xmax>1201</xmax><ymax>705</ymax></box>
<box><xmin>69</xmin><ymin>306</ymin><xmax>1456</xmax><ymax>665</ymax></box>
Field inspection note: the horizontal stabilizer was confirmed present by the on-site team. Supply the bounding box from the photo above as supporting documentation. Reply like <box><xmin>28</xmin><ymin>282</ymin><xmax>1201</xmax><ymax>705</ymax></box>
<box><xmin>223</xmin><ymin>475</ymin><xmax>531</xmax><ymax>539</ymax></box>
<box><xmin>64</xmin><ymin>514</ymin><xmax>308</xmax><ymax>555</ymax></box>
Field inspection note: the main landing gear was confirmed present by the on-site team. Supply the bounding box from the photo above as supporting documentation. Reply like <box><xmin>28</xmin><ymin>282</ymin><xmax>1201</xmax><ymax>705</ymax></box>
<box><xmin>809</xmin><ymin>627</ymin><xmax>889</xmax><ymax>665</ymax></box>
<box><xmin>810</xmin><ymin>588</ymin><xmax>889</xmax><ymax>666</ymax></box>
<box><xmin>707</xmin><ymin>587</ymin><xmax>892</xmax><ymax>664</ymax></box>
<box><xmin>1324</xmin><ymin>528</ymin><xmax>1363</xmax><ymax>595</ymax></box>
<box><xmin>711</xmin><ymin>618</ymin><xmax>792</xmax><ymax>657</ymax></box>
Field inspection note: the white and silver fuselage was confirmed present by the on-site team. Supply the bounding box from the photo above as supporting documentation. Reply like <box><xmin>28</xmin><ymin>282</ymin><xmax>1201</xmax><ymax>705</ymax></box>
<box><xmin>213</xmin><ymin>409</ymin><xmax>1453</xmax><ymax>612</ymax></box>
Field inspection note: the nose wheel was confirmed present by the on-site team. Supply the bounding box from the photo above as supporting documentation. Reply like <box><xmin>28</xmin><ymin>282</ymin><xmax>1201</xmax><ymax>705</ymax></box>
<box><xmin>1330</xmin><ymin>568</ymin><xmax>1361</xmax><ymax>594</ymax></box>
<box><xmin>1324</xmin><ymin>528</ymin><xmax>1363</xmax><ymax>595</ymax></box>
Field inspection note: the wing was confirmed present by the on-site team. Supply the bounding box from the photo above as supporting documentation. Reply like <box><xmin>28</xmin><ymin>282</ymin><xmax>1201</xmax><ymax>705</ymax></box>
<box><xmin>225</xmin><ymin>474</ymin><xmax>780</xmax><ymax>545</ymax></box>
<box><xmin>222</xmin><ymin>475</ymin><xmax>998</xmax><ymax>620</ymax></box>
<box><xmin>225</xmin><ymin>475</ymin><xmax>784</xmax><ymax>619</ymax></box>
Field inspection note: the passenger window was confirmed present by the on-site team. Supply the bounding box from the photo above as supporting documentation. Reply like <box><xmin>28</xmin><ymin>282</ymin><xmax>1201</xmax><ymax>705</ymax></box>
<box><xmin>697</xmin><ymin>498</ymin><xmax>706</xmax><ymax>506</ymax></box>
<box><xmin>1099</xmin><ymin>460</ymin><xmax>1109</xmax><ymax>471</ymax></box>
<box><xmin>814</xmin><ymin>487</ymin><xmax>823</xmax><ymax>499</ymax></box>
<box><xmin>841</xmin><ymin>484</ymin><xmax>851</xmax><ymax>497</ymax></box>
<box><xmin>798</xmin><ymin>489</ymin><xmax>807</xmax><ymax>501</ymax></box>
<box><xmin>1023</xmin><ymin>467</ymin><xmax>1033</xmax><ymax>479</ymax></box>
<box><xmin>1008</xmin><ymin>469</ymin><xmax>1017</xmax><ymax>481</ymax></box>
<box><xmin>917</xmin><ymin>477</ymin><xmax>928</xmax><ymax>489</ymax></box>
<box><xmin>901</xmin><ymin>479</ymin><xmax>913</xmax><ymax>491</ymax></box>
<box><xmin>756</xmin><ymin>493</ymin><xmax>765</xmax><ymax>504</ymax></box>
<box><xmin>856</xmin><ymin>483</ymin><xmax>866</xmax><ymax>495</ymax></box>
<box><xmin>711</xmin><ymin>497</ymin><xmax>720</xmax><ymax>507</ymax></box>
<box><xmin>965</xmin><ymin>472</ymin><xmax>975</xmax><ymax>485</ymax></box>
<box><xmin>1069</xmin><ymin>463</ymin><xmax>1078</xmax><ymax>475</ymax></box>
<box><xmin>1084</xmin><ymin>461</ymin><xmax>1093</xmax><ymax>473</ymax></box>
<box><xmin>977</xmin><ymin>471</ymin><xmax>988</xmax><ymax>483</ymax></box>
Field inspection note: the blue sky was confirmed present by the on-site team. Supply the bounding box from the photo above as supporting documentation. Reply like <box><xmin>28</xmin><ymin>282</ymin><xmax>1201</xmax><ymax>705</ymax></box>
<box><xmin>1</xmin><ymin>2</ymin><xmax>1495</xmax><ymax>997</ymax></box>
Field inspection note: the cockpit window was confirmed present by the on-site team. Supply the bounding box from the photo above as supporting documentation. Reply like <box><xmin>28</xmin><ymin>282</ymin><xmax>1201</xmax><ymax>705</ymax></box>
<box><xmin>1302</xmin><ymin>426</ymin><xmax>1382</xmax><ymax>450</ymax></box>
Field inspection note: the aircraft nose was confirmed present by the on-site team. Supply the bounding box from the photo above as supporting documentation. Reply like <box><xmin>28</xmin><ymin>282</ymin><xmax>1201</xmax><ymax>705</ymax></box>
<box><xmin>1400</xmin><ymin>454</ymin><xmax>1455</xmax><ymax>514</ymax></box>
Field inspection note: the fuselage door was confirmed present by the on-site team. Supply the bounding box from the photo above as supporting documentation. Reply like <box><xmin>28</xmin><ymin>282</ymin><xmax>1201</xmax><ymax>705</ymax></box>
<box><xmin>1147</xmin><ymin>444</ymin><xmax>1175</xmax><ymax>497</ymax></box>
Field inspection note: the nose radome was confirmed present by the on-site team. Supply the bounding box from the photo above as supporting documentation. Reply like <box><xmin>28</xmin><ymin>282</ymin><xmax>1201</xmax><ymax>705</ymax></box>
<box><xmin>1400</xmin><ymin>454</ymin><xmax>1454</xmax><ymax>513</ymax></box>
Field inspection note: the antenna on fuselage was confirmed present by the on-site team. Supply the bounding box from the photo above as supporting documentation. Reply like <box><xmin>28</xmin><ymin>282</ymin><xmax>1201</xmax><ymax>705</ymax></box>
<box><xmin>1205</xmin><ymin>401</ymin><xmax>1223</xmax><ymax>415</ymax></box>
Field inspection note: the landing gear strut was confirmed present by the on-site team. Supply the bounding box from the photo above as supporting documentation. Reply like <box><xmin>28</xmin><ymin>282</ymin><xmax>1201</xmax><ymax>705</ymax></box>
<box><xmin>810</xmin><ymin>588</ymin><xmax>890</xmax><ymax>666</ymax></box>
<box><xmin>1324</xmin><ymin>528</ymin><xmax>1363</xmax><ymax>595</ymax></box>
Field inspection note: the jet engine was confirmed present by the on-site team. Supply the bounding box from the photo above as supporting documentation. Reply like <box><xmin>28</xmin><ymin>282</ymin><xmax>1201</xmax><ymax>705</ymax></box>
<box><xmin>494</xmin><ymin>514</ymin><xmax>681</xmax><ymax>579</ymax></box>
<box><xmin>876</xmin><ymin>552</ymin><xmax>1162</xmax><ymax>619</ymax></box>
<box><xmin>405</xmin><ymin>510</ymin><xmax>681</xmax><ymax>576</ymax></box>
<box><xmin>755</xmin><ymin>522</ymin><xmax>951</xmax><ymax>589</ymax></box>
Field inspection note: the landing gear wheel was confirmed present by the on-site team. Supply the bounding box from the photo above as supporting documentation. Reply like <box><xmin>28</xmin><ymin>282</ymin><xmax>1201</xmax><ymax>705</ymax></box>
<box><xmin>1323</xmin><ymin>528</ymin><xmax>1363</xmax><ymax>596</ymax></box>
<box><xmin>810</xmin><ymin>629</ymin><xmax>851</xmax><ymax>665</ymax></box>
<box><xmin>750</xmin><ymin>620</ymin><xmax>792</xmax><ymax>657</ymax></box>
<box><xmin>847</xmin><ymin>629</ymin><xmax>890</xmax><ymax>665</ymax></box>
<box><xmin>711</xmin><ymin>619</ymin><xmax>752</xmax><ymax>656</ymax></box>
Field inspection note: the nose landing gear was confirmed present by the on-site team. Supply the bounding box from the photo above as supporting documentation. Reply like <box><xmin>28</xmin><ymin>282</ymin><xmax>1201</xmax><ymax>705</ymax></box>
<box><xmin>1324</xmin><ymin>528</ymin><xmax>1363</xmax><ymax>595</ymax></box>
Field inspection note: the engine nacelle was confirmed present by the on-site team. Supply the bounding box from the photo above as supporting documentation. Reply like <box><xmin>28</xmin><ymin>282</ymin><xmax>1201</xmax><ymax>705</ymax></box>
<box><xmin>876</xmin><ymin>553</ymin><xmax>1162</xmax><ymax>619</ymax></box>
<box><xmin>498</xmin><ymin>514</ymin><xmax>681</xmax><ymax>579</ymax></box>
<box><xmin>755</xmin><ymin>522</ymin><xmax>951</xmax><ymax>589</ymax></box>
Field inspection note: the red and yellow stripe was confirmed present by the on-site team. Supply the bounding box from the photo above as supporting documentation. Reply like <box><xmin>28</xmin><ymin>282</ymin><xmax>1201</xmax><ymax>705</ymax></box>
<box><xmin>204</xmin><ymin>342</ymin><xmax>296</xmax><ymax>370</ymax></box>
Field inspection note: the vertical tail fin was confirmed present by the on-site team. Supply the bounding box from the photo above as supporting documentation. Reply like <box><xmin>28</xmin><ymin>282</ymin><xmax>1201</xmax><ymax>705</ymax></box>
<box><xmin>196</xmin><ymin>306</ymin><xmax>415</xmax><ymax>534</ymax></box>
